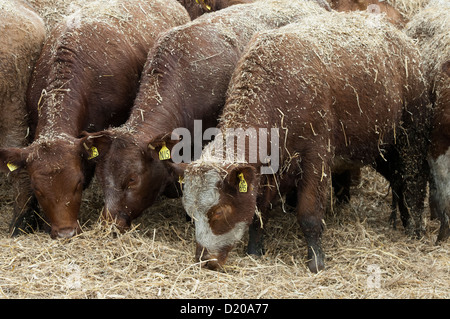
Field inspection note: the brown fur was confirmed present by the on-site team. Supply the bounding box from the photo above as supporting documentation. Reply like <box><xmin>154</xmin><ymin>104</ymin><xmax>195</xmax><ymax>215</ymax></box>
<box><xmin>184</xmin><ymin>12</ymin><xmax>431</xmax><ymax>273</ymax></box>
<box><xmin>82</xmin><ymin>0</ymin><xmax>330</xmax><ymax>232</ymax></box>
<box><xmin>177</xmin><ymin>0</ymin><xmax>254</xmax><ymax>19</ymax></box>
<box><xmin>330</xmin><ymin>0</ymin><xmax>407</xmax><ymax>27</ymax></box>
<box><xmin>0</xmin><ymin>0</ymin><xmax>190</xmax><ymax>238</ymax></box>
<box><xmin>0</xmin><ymin>0</ymin><xmax>46</xmax><ymax>236</ymax></box>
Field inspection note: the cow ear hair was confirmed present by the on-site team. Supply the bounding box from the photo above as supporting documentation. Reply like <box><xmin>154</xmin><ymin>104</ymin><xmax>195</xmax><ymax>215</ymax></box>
<box><xmin>78</xmin><ymin>131</ymin><xmax>113</xmax><ymax>161</ymax></box>
<box><xmin>147</xmin><ymin>133</ymin><xmax>181</xmax><ymax>160</ymax></box>
<box><xmin>0</xmin><ymin>147</ymin><xmax>28</xmax><ymax>173</ymax></box>
<box><xmin>223</xmin><ymin>164</ymin><xmax>257</xmax><ymax>194</ymax></box>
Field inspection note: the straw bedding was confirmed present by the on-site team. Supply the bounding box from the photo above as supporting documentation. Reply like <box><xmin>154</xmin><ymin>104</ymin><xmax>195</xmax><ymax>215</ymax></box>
<box><xmin>0</xmin><ymin>0</ymin><xmax>448</xmax><ymax>299</ymax></box>
<box><xmin>0</xmin><ymin>168</ymin><xmax>448</xmax><ymax>298</ymax></box>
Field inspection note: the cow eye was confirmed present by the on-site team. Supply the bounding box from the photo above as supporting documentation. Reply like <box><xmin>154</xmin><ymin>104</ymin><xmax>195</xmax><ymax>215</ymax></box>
<box><xmin>127</xmin><ymin>175</ymin><xmax>139</xmax><ymax>189</ymax></box>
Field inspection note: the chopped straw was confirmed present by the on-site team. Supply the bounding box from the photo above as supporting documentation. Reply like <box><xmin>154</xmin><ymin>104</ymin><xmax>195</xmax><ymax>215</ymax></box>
<box><xmin>0</xmin><ymin>0</ymin><xmax>448</xmax><ymax>299</ymax></box>
<box><xmin>0</xmin><ymin>167</ymin><xmax>448</xmax><ymax>298</ymax></box>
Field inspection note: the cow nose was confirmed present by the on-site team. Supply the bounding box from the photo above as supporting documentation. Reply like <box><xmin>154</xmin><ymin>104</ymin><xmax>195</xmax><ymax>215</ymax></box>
<box><xmin>56</xmin><ymin>227</ymin><xmax>77</xmax><ymax>239</ymax></box>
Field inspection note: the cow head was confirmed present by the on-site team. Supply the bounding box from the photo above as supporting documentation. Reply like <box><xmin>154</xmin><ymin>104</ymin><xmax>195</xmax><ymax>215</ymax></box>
<box><xmin>0</xmin><ymin>135</ymin><xmax>94</xmax><ymax>238</ymax></box>
<box><xmin>182</xmin><ymin>163</ymin><xmax>258</xmax><ymax>270</ymax></box>
<box><xmin>82</xmin><ymin>130</ymin><xmax>178</xmax><ymax>232</ymax></box>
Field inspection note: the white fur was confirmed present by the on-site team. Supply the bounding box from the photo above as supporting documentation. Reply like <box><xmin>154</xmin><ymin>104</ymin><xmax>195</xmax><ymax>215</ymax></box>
<box><xmin>183</xmin><ymin>167</ymin><xmax>246</xmax><ymax>254</ymax></box>
<box><xmin>429</xmin><ymin>147</ymin><xmax>450</xmax><ymax>215</ymax></box>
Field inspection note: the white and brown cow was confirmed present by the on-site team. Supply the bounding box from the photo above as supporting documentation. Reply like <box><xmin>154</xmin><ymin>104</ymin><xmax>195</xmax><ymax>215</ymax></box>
<box><xmin>182</xmin><ymin>12</ymin><xmax>431</xmax><ymax>273</ymax></box>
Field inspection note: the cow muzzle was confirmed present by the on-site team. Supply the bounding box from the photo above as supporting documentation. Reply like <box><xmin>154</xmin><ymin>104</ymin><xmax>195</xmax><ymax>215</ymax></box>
<box><xmin>195</xmin><ymin>243</ymin><xmax>229</xmax><ymax>271</ymax></box>
<box><xmin>51</xmin><ymin>224</ymin><xmax>80</xmax><ymax>239</ymax></box>
<box><xmin>100</xmin><ymin>207</ymin><xmax>131</xmax><ymax>233</ymax></box>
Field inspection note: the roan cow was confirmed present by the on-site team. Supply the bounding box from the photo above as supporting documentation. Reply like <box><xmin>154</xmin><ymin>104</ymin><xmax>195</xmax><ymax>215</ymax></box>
<box><xmin>0</xmin><ymin>0</ymin><xmax>46</xmax><ymax>235</ymax></box>
<box><xmin>81</xmin><ymin>0</ymin><xmax>331</xmax><ymax>232</ymax></box>
<box><xmin>0</xmin><ymin>0</ymin><xmax>190</xmax><ymax>238</ymax></box>
<box><xmin>181</xmin><ymin>12</ymin><xmax>431</xmax><ymax>273</ymax></box>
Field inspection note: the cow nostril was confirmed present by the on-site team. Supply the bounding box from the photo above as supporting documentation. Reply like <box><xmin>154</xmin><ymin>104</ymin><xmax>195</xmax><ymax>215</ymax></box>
<box><xmin>56</xmin><ymin>227</ymin><xmax>77</xmax><ymax>239</ymax></box>
<box><xmin>202</xmin><ymin>258</ymin><xmax>221</xmax><ymax>271</ymax></box>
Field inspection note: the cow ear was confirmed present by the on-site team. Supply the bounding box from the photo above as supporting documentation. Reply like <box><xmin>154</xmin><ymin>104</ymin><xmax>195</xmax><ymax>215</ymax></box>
<box><xmin>147</xmin><ymin>133</ymin><xmax>181</xmax><ymax>162</ymax></box>
<box><xmin>223</xmin><ymin>164</ymin><xmax>257</xmax><ymax>194</ymax></box>
<box><xmin>79</xmin><ymin>131</ymin><xmax>113</xmax><ymax>161</ymax></box>
<box><xmin>0</xmin><ymin>148</ymin><xmax>28</xmax><ymax>173</ymax></box>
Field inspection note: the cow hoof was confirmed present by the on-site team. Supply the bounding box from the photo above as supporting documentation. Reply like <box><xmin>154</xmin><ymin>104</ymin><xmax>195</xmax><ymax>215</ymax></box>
<box><xmin>307</xmin><ymin>246</ymin><xmax>325</xmax><ymax>273</ymax></box>
<box><xmin>307</xmin><ymin>257</ymin><xmax>325</xmax><ymax>274</ymax></box>
<box><xmin>436</xmin><ymin>225</ymin><xmax>450</xmax><ymax>244</ymax></box>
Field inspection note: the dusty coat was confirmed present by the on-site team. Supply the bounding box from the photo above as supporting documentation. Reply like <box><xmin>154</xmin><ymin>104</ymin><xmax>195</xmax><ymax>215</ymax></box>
<box><xmin>330</xmin><ymin>0</ymin><xmax>407</xmax><ymax>27</ymax></box>
<box><xmin>82</xmin><ymin>0</ymin><xmax>331</xmax><ymax>231</ymax></box>
<box><xmin>182</xmin><ymin>12</ymin><xmax>431</xmax><ymax>273</ymax></box>
<box><xmin>0</xmin><ymin>0</ymin><xmax>46</xmax><ymax>235</ymax></box>
<box><xmin>406</xmin><ymin>0</ymin><xmax>450</xmax><ymax>242</ymax></box>
<box><xmin>0</xmin><ymin>0</ymin><xmax>190</xmax><ymax>238</ymax></box>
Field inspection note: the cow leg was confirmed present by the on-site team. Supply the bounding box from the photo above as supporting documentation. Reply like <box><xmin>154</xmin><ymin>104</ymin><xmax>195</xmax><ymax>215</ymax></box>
<box><xmin>247</xmin><ymin>214</ymin><xmax>265</xmax><ymax>256</ymax></box>
<box><xmin>398</xmin><ymin>147</ymin><xmax>429</xmax><ymax>239</ymax></box>
<box><xmin>332</xmin><ymin>170</ymin><xmax>352</xmax><ymax>204</ymax></box>
<box><xmin>297</xmin><ymin>162</ymin><xmax>327</xmax><ymax>273</ymax></box>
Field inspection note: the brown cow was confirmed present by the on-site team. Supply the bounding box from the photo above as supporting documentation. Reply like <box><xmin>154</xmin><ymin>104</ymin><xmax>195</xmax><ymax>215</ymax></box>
<box><xmin>181</xmin><ymin>12</ymin><xmax>431</xmax><ymax>273</ymax></box>
<box><xmin>0</xmin><ymin>0</ymin><xmax>46</xmax><ymax>235</ymax></box>
<box><xmin>177</xmin><ymin>0</ymin><xmax>255</xmax><ymax>19</ymax></box>
<box><xmin>406</xmin><ymin>2</ymin><xmax>450</xmax><ymax>243</ymax></box>
<box><xmin>329</xmin><ymin>0</ymin><xmax>407</xmax><ymax>27</ymax></box>
<box><xmin>0</xmin><ymin>0</ymin><xmax>190</xmax><ymax>238</ymax></box>
<box><xmin>81</xmin><ymin>0</ymin><xmax>331</xmax><ymax>233</ymax></box>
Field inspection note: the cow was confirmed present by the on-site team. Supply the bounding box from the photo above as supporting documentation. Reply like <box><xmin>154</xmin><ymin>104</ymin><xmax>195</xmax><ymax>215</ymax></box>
<box><xmin>0</xmin><ymin>0</ymin><xmax>190</xmax><ymax>239</ymax></box>
<box><xmin>81</xmin><ymin>0</ymin><xmax>331</xmax><ymax>233</ymax></box>
<box><xmin>0</xmin><ymin>0</ymin><xmax>46</xmax><ymax>235</ymax></box>
<box><xmin>181</xmin><ymin>12</ymin><xmax>431</xmax><ymax>273</ymax></box>
<box><xmin>406</xmin><ymin>1</ymin><xmax>450</xmax><ymax>243</ymax></box>
<box><xmin>329</xmin><ymin>0</ymin><xmax>407</xmax><ymax>27</ymax></box>
<box><xmin>177</xmin><ymin>0</ymin><xmax>255</xmax><ymax>19</ymax></box>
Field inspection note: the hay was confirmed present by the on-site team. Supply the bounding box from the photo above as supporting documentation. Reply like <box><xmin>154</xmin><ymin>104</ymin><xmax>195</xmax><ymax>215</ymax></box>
<box><xmin>385</xmin><ymin>0</ymin><xmax>431</xmax><ymax>19</ymax></box>
<box><xmin>0</xmin><ymin>168</ymin><xmax>448</xmax><ymax>298</ymax></box>
<box><xmin>0</xmin><ymin>0</ymin><xmax>448</xmax><ymax>300</ymax></box>
<box><xmin>26</xmin><ymin>0</ymin><xmax>91</xmax><ymax>31</ymax></box>
<box><xmin>406</xmin><ymin>1</ymin><xmax>450</xmax><ymax>84</ymax></box>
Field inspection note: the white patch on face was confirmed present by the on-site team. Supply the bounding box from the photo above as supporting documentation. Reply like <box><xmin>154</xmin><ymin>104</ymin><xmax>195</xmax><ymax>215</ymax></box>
<box><xmin>183</xmin><ymin>167</ymin><xmax>247</xmax><ymax>254</ymax></box>
<box><xmin>429</xmin><ymin>147</ymin><xmax>450</xmax><ymax>214</ymax></box>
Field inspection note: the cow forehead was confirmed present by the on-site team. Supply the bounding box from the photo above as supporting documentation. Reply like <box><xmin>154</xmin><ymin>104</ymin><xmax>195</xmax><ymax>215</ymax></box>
<box><xmin>182</xmin><ymin>168</ymin><xmax>222</xmax><ymax>217</ymax></box>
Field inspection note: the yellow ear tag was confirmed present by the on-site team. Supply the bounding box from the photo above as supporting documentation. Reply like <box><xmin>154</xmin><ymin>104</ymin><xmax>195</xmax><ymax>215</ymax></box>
<box><xmin>88</xmin><ymin>146</ymin><xmax>99</xmax><ymax>160</ymax></box>
<box><xmin>238</xmin><ymin>173</ymin><xmax>248</xmax><ymax>193</ymax></box>
<box><xmin>159</xmin><ymin>142</ymin><xmax>171</xmax><ymax>161</ymax></box>
<box><xmin>178</xmin><ymin>175</ymin><xmax>184</xmax><ymax>190</ymax></box>
<box><xmin>196</xmin><ymin>0</ymin><xmax>211</xmax><ymax>10</ymax></box>
<box><xmin>7</xmin><ymin>162</ymin><xmax>19</xmax><ymax>172</ymax></box>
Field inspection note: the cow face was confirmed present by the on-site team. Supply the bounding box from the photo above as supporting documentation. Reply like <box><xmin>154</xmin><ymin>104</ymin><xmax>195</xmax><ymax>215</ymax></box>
<box><xmin>182</xmin><ymin>164</ymin><xmax>258</xmax><ymax>270</ymax></box>
<box><xmin>84</xmin><ymin>132</ymin><xmax>172</xmax><ymax>231</ymax></box>
<box><xmin>0</xmin><ymin>137</ymin><xmax>90</xmax><ymax>238</ymax></box>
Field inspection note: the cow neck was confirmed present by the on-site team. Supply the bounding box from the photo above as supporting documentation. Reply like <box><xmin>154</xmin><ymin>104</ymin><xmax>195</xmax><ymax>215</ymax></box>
<box><xmin>34</xmin><ymin>77</ymin><xmax>86</xmax><ymax>140</ymax></box>
<box><xmin>125</xmin><ymin>69</ymin><xmax>188</xmax><ymax>141</ymax></box>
